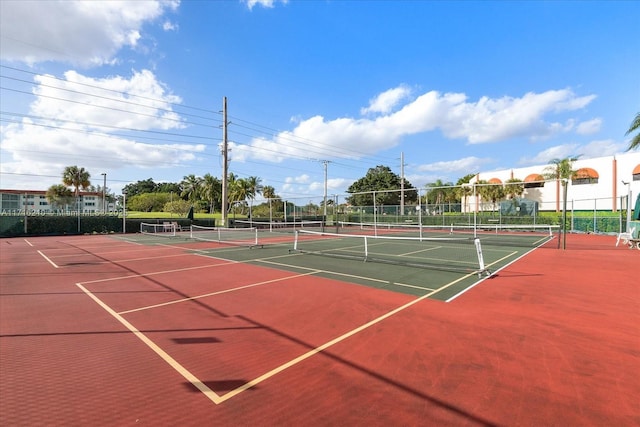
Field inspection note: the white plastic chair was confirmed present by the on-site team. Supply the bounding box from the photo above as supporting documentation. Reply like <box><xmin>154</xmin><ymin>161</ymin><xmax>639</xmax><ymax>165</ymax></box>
<box><xmin>616</xmin><ymin>227</ymin><xmax>635</xmax><ymax>247</ymax></box>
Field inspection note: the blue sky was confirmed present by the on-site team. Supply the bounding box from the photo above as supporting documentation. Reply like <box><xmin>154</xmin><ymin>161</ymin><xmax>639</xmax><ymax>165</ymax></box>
<box><xmin>1</xmin><ymin>0</ymin><xmax>638</xmax><ymax>204</ymax></box>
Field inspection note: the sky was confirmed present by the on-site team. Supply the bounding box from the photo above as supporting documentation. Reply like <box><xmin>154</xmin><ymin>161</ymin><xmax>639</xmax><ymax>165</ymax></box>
<box><xmin>1</xmin><ymin>0</ymin><xmax>638</xmax><ymax>205</ymax></box>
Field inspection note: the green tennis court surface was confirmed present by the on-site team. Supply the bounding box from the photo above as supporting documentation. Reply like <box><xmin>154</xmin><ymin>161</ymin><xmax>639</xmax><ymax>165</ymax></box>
<box><xmin>118</xmin><ymin>226</ymin><xmax>553</xmax><ymax>301</ymax></box>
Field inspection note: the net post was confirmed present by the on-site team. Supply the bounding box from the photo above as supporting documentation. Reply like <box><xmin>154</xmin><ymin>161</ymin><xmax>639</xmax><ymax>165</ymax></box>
<box><xmin>474</xmin><ymin>237</ymin><xmax>487</xmax><ymax>276</ymax></box>
<box><xmin>294</xmin><ymin>230</ymin><xmax>299</xmax><ymax>251</ymax></box>
<box><xmin>364</xmin><ymin>236</ymin><xmax>369</xmax><ymax>259</ymax></box>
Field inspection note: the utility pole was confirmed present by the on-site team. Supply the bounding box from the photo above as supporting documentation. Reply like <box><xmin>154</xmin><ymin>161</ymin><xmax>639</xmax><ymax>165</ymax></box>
<box><xmin>400</xmin><ymin>152</ymin><xmax>405</xmax><ymax>216</ymax></box>
<box><xmin>322</xmin><ymin>160</ymin><xmax>330</xmax><ymax>220</ymax></box>
<box><xmin>221</xmin><ymin>96</ymin><xmax>229</xmax><ymax>227</ymax></box>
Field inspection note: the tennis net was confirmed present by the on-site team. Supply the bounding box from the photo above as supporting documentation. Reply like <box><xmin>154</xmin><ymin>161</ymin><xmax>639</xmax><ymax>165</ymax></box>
<box><xmin>337</xmin><ymin>221</ymin><xmax>557</xmax><ymax>247</ymax></box>
<box><xmin>190</xmin><ymin>225</ymin><xmax>260</xmax><ymax>247</ymax></box>
<box><xmin>234</xmin><ymin>219</ymin><xmax>325</xmax><ymax>232</ymax></box>
<box><xmin>292</xmin><ymin>229</ymin><xmax>489</xmax><ymax>276</ymax></box>
<box><xmin>140</xmin><ymin>222</ymin><xmax>177</xmax><ymax>237</ymax></box>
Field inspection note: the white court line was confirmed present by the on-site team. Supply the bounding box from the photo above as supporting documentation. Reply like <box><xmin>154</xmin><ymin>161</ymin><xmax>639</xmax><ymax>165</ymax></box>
<box><xmin>255</xmin><ymin>258</ymin><xmax>437</xmax><ymax>292</ymax></box>
<box><xmin>79</xmin><ymin>260</ymin><xmax>239</xmax><ymax>285</ymax></box>
<box><xmin>77</xmin><ymin>245</ymin><xmax>475</xmax><ymax>405</ymax></box>
<box><xmin>24</xmin><ymin>239</ymin><xmax>34</xmax><ymax>247</ymax></box>
<box><xmin>37</xmin><ymin>250</ymin><xmax>59</xmax><ymax>268</ymax></box>
<box><xmin>445</xmin><ymin>250</ymin><xmax>523</xmax><ymax>302</ymax></box>
<box><xmin>80</xmin><ymin>259</ymin><xmax>472</xmax><ymax>405</ymax></box>
<box><xmin>216</xmin><ymin>269</ymin><xmax>477</xmax><ymax>403</ymax></box>
<box><xmin>76</xmin><ymin>244</ymin><xmax>475</xmax><ymax>405</ymax></box>
<box><xmin>76</xmin><ymin>283</ymin><xmax>224</xmax><ymax>405</ymax></box>
<box><xmin>118</xmin><ymin>271</ymin><xmax>321</xmax><ymax>314</ymax></box>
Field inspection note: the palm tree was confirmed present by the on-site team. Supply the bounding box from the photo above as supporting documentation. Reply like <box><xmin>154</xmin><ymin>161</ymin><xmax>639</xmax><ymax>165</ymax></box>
<box><xmin>46</xmin><ymin>184</ymin><xmax>73</xmax><ymax>212</ymax></box>
<box><xmin>456</xmin><ymin>174</ymin><xmax>476</xmax><ymax>214</ymax></box>
<box><xmin>425</xmin><ymin>179</ymin><xmax>450</xmax><ymax>214</ymax></box>
<box><xmin>262</xmin><ymin>185</ymin><xmax>277</xmax><ymax>201</ymax></box>
<box><xmin>543</xmin><ymin>156</ymin><xmax>579</xmax><ymax>249</ymax></box>
<box><xmin>200</xmin><ymin>173</ymin><xmax>221</xmax><ymax>214</ymax></box>
<box><xmin>625</xmin><ymin>112</ymin><xmax>640</xmax><ymax>151</ymax></box>
<box><xmin>504</xmin><ymin>178</ymin><xmax>525</xmax><ymax>200</ymax></box>
<box><xmin>180</xmin><ymin>174</ymin><xmax>203</xmax><ymax>203</ymax></box>
<box><xmin>245</xmin><ymin>176</ymin><xmax>263</xmax><ymax>222</ymax></box>
<box><xmin>476</xmin><ymin>180</ymin><xmax>505</xmax><ymax>214</ymax></box>
<box><xmin>227</xmin><ymin>174</ymin><xmax>250</xmax><ymax>216</ymax></box>
<box><xmin>543</xmin><ymin>156</ymin><xmax>579</xmax><ymax>212</ymax></box>
<box><xmin>62</xmin><ymin>166</ymin><xmax>91</xmax><ymax>211</ymax></box>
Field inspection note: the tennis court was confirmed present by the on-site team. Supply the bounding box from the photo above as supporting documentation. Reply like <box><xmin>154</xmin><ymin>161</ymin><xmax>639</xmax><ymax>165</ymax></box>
<box><xmin>1</xmin><ymin>230</ymin><xmax>638</xmax><ymax>426</ymax></box>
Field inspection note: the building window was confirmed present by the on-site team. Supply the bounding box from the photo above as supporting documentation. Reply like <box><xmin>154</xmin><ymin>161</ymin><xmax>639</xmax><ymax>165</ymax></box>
<box><xmin>1</xmin><ymin>194</ymin><xmax>20</xmax><ymax>210</ymax></box>
<box><xmin>524</xmin><ymin>174</ymin><xmax>545</xmax><ymax>188</ymax></box>
<box><xmin>572</xmin><ymin>168</ymin><xmax>599</xmax><ymax>185</ymax></box>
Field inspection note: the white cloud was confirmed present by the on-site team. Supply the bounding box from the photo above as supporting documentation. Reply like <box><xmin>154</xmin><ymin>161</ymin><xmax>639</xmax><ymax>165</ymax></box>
<box><xmin>361</xmin><ymin>85</ymin><xmax>412</xmax><ymax>115</ymax></box>
<box><xmin>243</xmin><ymin>0</ymin><xmax>288</xmax><ymax>11</ymax></box>
<box><xmin>230</xmin><ymin>87</ymin><xmax>596</xmax><ymax>164</ymax></box>
<box><xmin>578</xmin><ymin>139</ymin><xmax>626</xmax><ymax>157</ymax></box>
<box><xmin>576</xmin><ymin>118</ymin><xmax>602</xmax><ymax>135</ymax></box>
<box><xmin>163</xmin><ymin>21</ymin><xmax>179</xmax><ymax>31</ymax></box>
<box><xmin>285</xmin><ymin>174</ymin><xmax>311</xmax><ymax>184</ymax></box>
<box><xmin>30</xmin><ymin>70</ymin><xmax>184</xmax><ymax>131</ymax></box>
<box><xmin>518</xmin><ymin>139</ymin><xmax>626</xmax><ymax>167</ymax></box>
<box><xmin>0</xmin><ymin>69</ymin><xmax>204</xmax><ymax>190</ymax></box>
<box><xmin>416</xmin><ymin>157</ymin><xmax>493</xmax><ymax>174</ymax></box>
<box><xmin>0</xmin><ymin>0</ymin><xmax>179</xmax><ymax>66</ymax></box>
<box><xmin>518</xmin><ymin>144</ymin><xmax>581</xmax><ymax>165</ymax></box>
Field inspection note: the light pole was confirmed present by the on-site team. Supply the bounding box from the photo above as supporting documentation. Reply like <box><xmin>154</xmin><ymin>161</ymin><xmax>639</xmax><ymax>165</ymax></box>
<box><xmin>122</xmin><ymin>189</ymin><xmax>127</xmax><ymax>234</ymax></box>
<box><xmin>462</xmin><ymin>183</ymin><xmax>477</xmax><ymax>238</ymax></box>
<box><xmin>622</xmin><ymin>180</ymin><xmax>632</xmax><ymax>234</ymax></box>
<box><xmin>101</xmin><ymin>173</ymin><xmax>106</xmax><ymax>214</ymax></box>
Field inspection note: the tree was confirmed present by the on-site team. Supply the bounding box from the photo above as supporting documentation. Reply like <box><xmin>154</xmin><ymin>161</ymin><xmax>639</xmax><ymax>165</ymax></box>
<box><xmin>228</xmin><ymin>174</ymin><xmax>250</xmax><ymax>215</ymax></box>
<box><xmin>180</xmin><ymin>174</ymin><xmax>203</xmax><ymax>203</ymax></box>
<box><xmin>543</xmin><ymin>156</ymin><xmax>580</xmax><ymax>208</ymax></box>
<box><xmin>626</xmin><ymin>112</ymin><xmax>640</xmax><ymax>151</ymax></box>
<box><xmin>262</xmin><ymin>185</ymin><xmax>280</xmax><ymax>203</ymax></box>
<box><xmin>476</xmin><ymin>180</ymin><xmax>505</xmax><ymax>213</ymax></box>
<box><xmin>245</xmin><ymin>176</ymin><xmax>263</xmax><ymax>219</ymax></box>
<box><xmin>200</xmin><ymin>173</ymin><xmax>221</xmax><ymax>214</ymax></box>
<box><xmin>155</xmin><ymin>182</ymin><xmax>181</xmax><ymax>194</ymax></box>
<box><xmin>62</xmin><ymin>166</ymin><xmax>91</xmax><ymax>214</ymax></box>
<box><xmin>128</xmin><ymin>193</ymin><xmax>171</xmax><ymax>212</ymax></box>
<box><xmin>62</xmin><ymin>166</ymin><xmax>91</xmax><ymax>197</ymax></box>
<box><xmin>504</xmin><ymin>178</ymin><xmax>525</xmax><ymax>200</ymax></box>
<box><xmin>424</xmin><ymin>179</ymin><xmax>454</xmax><ymax>213</ymax></box>
<box><xmin>456</xmin><ymin>174</ymin><xmax>476</xmax><ymax>213</ymax></box>
<box><xmin>46</xmin><ymin>184</ymin><xmax>73</xmax><ymax>211</ymax></box>
<box><xmin>346</xmin><ymin>165</ymin><xmax>417</xmax><ymax>207</ymax></box>
<box><xmin>543</xmin><ymin>156</ymin><xmax>580</xmax><ymax>249</ymax></box>
<box><xmin>163</xmin><ymin>199</ymin><xmax>192</xmax><ymax>216</ymax></box>
<box><xmin>123</xmin><ymin>178</ymin><xmax>157</xmax><ymax>197</ymax></box>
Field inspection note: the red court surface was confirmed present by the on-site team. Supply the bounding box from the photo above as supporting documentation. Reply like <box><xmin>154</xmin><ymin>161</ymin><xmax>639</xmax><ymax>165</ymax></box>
<box><xmin>1</xmin><ymin>233</ymin><xmax>638</xmax><ymax>426</ymax></box>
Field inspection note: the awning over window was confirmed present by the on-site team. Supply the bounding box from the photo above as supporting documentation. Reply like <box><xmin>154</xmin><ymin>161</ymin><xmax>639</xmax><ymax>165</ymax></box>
<box><xmin>488</xmin><ymin>178</ymin><xmax>502</xmax><ymax>184</ymax></box>
<box><xmin>575</xmin><ymin>167</ymin><xmax>599</xmax><ymax>179</ymax></box>
<box><xmin>524</xmin><ymin>173</ymin><xmax>544</xmax><ymax>183</ymax></box>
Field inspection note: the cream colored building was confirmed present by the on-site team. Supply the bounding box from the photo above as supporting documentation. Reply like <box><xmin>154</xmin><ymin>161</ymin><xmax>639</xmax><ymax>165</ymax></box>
<box><xmin>0</xmin><ymin>189</ymin><xmax>109</xmax><ymax>214</ymax></box>
<box><xmin>467</xmin><ymin>151</ymin><xmax>640</xmax><ymax>213</ymax></box>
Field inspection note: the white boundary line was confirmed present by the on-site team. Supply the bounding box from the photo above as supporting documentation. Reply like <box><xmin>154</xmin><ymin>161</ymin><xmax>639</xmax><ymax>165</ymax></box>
<box><xmin>445</xmin><ymin>247</ymin><xmax>540</xmax><ymax>302</ymax></box>
<box><xmin>72</xmin><ymin>237</ymin><xmax>490</xmax><ymax>405</ymax></box>
<box><xmin>75</xmin><ymin>282</ymin><xmax>224</xmax><ymax>405</ymax></box>
<box><xmin>79</xmin><ymin>264</ymin><xmax>475</xmax><ymax>405</ymax></box>
<box><xmin>118</xmin><ymin>271</ymin><xmax>321</xmax><ymax>314</ymax></box>
<box><xmin>37</xmin><ymin>250</ymin><xmax>59</xmax><ymax>268</ymax></box>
